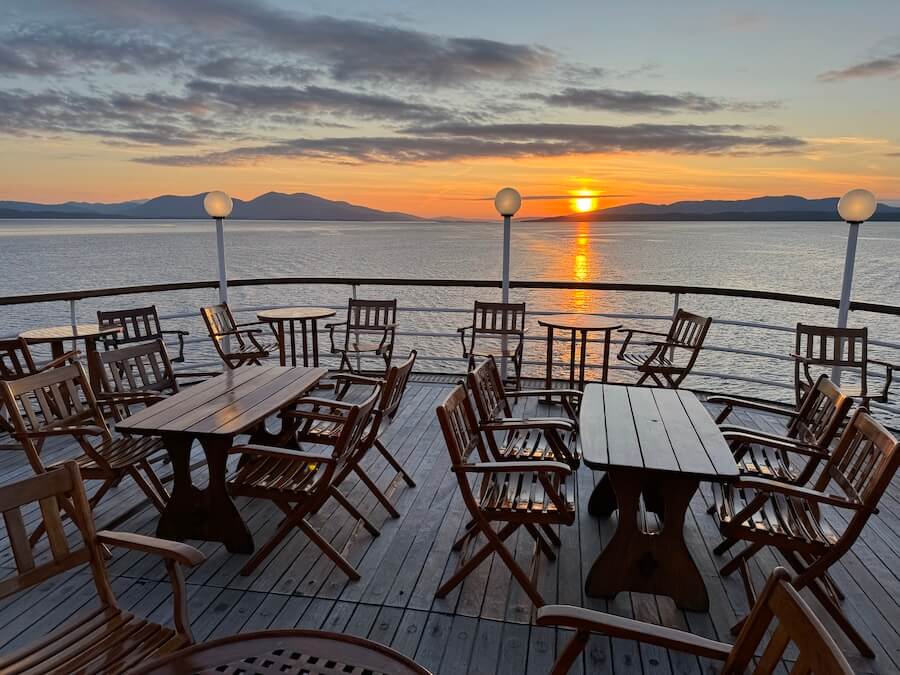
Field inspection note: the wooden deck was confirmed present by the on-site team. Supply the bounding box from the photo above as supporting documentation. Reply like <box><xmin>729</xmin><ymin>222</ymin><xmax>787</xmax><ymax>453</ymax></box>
<box><xmin>1</xmin><ymin>379</ymin><xmax>899</xmax><ymax>673</ymax></box>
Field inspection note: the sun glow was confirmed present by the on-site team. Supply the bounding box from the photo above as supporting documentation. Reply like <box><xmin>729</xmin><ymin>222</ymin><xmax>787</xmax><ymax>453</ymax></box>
<box><xmin>572</xmin><ymin>196</ymin><xmax>598</xmax><ymax>213</ymax></box>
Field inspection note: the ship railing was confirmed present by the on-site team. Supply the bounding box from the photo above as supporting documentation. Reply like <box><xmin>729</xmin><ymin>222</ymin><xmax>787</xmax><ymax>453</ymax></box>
<box><xmin>2</xmin><ymin>277</ymin><xmax>899</xmax><ymax>419</ymax></box>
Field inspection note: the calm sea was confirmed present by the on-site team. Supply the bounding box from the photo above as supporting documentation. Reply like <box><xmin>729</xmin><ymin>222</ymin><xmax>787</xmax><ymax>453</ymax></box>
<box><xmin>2</xmin><ymin>219</ymin><xmax>899</xmax><ymax>406</ymax></box>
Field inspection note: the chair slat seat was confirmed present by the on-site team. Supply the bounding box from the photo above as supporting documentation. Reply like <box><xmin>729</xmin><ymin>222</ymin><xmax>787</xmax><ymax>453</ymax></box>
<box><xmin>617</xmin><ymin>309</ymin><xmax>711</xmax><ymax>388</ymax></box>
<box><xmin>228</xmin><ymin>456</ymin><xmax>324</xmax><ymax>497</ymax></box>
<box><xmin>736</xmin><ymin>443</ymin><xmax>798</xmax><ymax>482</ymax></box>
<box><xmin>237</xmin><ymin>340</ymin><xmax>278</xmax><ymax>355</ymax></box>
<box><xmin>620</xmin><ymin>350</ymin><xmax>676</xmax><ymax>369</ymax></box>
<box><xmin>0</xmin><ymin>606</ymin><xmax>187</xmax><ymax>675</ymax></box>
<box><xmin>479</xmin><ymin>472</ymin><xmax>574</xmax><ymax>517</ymax></box>
<box><xmin>499</xmin><ymin>428</ymin><xmax>576</xmax><ymax>462</ymax></box>
<box><xmin>343</xmin><ymin>340</ymin><xmax>388</xmax><ymax>354</ymax></box>
<box><xmin>299</xmin><ymin>418</ymin><xmax>343</xmax><ymax>444</ymax></box>
<box><xmin>72</xmin><ymin>435</ymin><xmax>165</xmax><ymax>471</ymax></box>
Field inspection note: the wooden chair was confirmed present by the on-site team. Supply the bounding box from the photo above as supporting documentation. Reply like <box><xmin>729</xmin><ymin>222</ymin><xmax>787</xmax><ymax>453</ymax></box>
<box><xmin>97</xmin><ymin>305</ymin><xmax>189</xmax><ymax>363</ymax></box>
<box><xmin>435</xmin><ymin>384</ymin><xmax>575</xmax><ymax>607</ymax></box>
<box><xmin>227</xmin><ymin>387</ymin><xmax>381</xmax><ymax>578</ymax></box>
<box><xmin>294</xmin><ymin>351</ymin><xmax>419</xmax><ymax>522</ymax></box>
<box><xmin>537</xmin><ymin>566</ymin><xmax>852</xmax><ymax>675</ymax></box>
<box><xmin>709</xmin><ymin>374</ymin><xmax>854</xmax><ymax>486</ymax></box>
<box><xmin>0</xmin><ymin>461</ymin><xmax>205</xmax><ymax>674</ymax></box>
<box><xmin>467</xmin><ymin>355</ymin><xmax>579</xmax><ymax>469</ymax></box>
<box><xmin>793</xmin><ymin>323</ymin><xmax>898</xmax><ymax>408</ymax></box>
<box><xmin>201</xmin><ymin>303</ymin><xmax>278</xmax><ymax>369</ymax></box>
<box><xmin>713</xmin><ymin>407</ymin><xmax>900</xmax><ymax>657</ymax></box>
<box><xmin>0</xmin><ymin>337</ymin><xmax>78</xmax><ymax>448</ymax></box>
<box><xmin>458</xmin><ymin>301</ymin><xmax>526</xmax><ymax>388</ymax></box>
<box><xmin>326</xmin><ymin>298</ymin><xmax>398</xmax><ymax>382</ymax></box>
<box><xmin>617</xmin><ymin>308</ymin><xmax>712</xmax><ymax>388</ymax></box>
<box><xmin>0</xmin><ymin>363</ymin><xmax>170</xmax><ymax>543</ymax></box>
<box><xmin>90</xmin><ymin>339</ymin><xmax>179</xmax><ymax>421</ymax></box>
<box><xmin>133</xmin><ymin>629</ymin><xmax>429</xmax><ymax>675</ymax></box>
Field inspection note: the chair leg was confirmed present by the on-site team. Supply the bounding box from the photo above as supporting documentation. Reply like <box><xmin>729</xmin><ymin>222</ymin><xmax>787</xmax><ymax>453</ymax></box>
<box><xmin>525</xmin><ymin>524</ymin><xmax>556</xmax><ymax>561</ymax></box>
<box><xmin>128</xmin><ymin>467</ymin><xmax>167</xmax><ymax>513</ymax></box>
<box><xmin>719</xmin><ymin>542</ymin><xmax>763</xmax><ymax>576</ymax></box>
<box><xmin>540</xmin><ymin>523</ymin><xmax>561</xmax><ymax>547</ymax></box>
<box><xmin>803</xmin><ymin>572</ymin><xmax>875</xmax><ymax>658</ymax></box>
<box><xmin>552</xmin><ymin>630</ymin><xmax>590</xmax><ymax>675</ymax></box>
<box><xmin>374</xmin><ymin>438</ymin><xmax>416</xmax><ymax>487</ymax></box>
<box><xmin>329</xmin><ymin>487</ymin><xmax>381</xmax><ymax>536</ymax></box>
<box><xmin>139</xmin><ymin>459</ymin><xmax>170</xmax><ymax>503</ymax></box>
<box><xmin>240</xmin><ymin>504</ymin><xmax>301</xmax><ymax>576</ymax></box>
<box><xmin>437</xmin><ymin>522</ymin><xmax>518</xmax><ymax>598</ymax></box>
<box><xmin>352</xmin><ymin>464</ymin><xmax>400</xmax><ymax>519</ymax></box>
<box><xmin>489</xmin><ymin>525</ymin><xmax>546</xmax><ymax>607</ymax></box>
<box><xmin>452</xmin><ymin>519</ymin><xmax>478</xmax><ymax>551</ymax></box>
<box><xmin>297</xmin><ymin>518</ymin><xmax>361</xmax><ymax>580</ymax></box>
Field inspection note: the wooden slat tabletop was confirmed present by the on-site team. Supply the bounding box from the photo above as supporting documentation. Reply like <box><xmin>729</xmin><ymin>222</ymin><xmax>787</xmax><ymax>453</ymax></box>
<box><xmin>580</xmin><ymin>383</ymin><xmax>737</xmax><ymax>481</ymax></box>
<box><xmin>117</xmin><ymin>366</ymin><xmax>327</xmax><ymax>437</ymax></box>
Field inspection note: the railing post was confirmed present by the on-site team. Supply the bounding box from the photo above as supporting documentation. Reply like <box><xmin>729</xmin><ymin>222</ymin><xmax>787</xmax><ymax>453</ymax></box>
<box><xmin>670</xmin><ymin>292</ymin><xmax>680</xmax><ymax>361</ymax></box>
<box><xmin>352</xmin><ymin>283</ymin><xmax>361</xmax><ymax>373</ymax></box>
<box><xmin>69</xmin><ymin>299</ymin><xmax>79</xmax><ymax>355</ymax></box>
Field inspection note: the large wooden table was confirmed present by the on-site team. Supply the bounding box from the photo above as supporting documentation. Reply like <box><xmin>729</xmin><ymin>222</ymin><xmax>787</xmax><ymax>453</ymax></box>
<box><xmin>580</xmin><ymin>384</ymin><xmax>737</xmax><ymax>610</ymax></box>
<box><xmin>117</xmin><ymin>366</ymin><xmax>327</xmax><ymax>553</ymax></box>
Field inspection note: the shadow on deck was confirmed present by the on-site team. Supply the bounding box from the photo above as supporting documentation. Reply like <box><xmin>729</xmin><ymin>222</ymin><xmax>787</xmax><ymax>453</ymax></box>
<box><xmin>0</xmin><ymin>379</ymin><xmax>898</xmax><ymax>674</ymax></box>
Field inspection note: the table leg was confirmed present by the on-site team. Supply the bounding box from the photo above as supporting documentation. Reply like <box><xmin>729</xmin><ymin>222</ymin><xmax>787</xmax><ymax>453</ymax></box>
<box><xmin>602</xmin><ymin>328</ymin><xmax>612</xmax><ymax>383</ymax></box>
<box><xmin>568</xmin><ymin>329</ymin><xmax>577</xmax><ymax>389</ymax></box>
<box><xmin>200</xmin><ymin>436</ymin><xmax>254</xmax><ymax>553</ymax></box>
<box><xmin>543</xmin><ymin>326</ymin><xmax>554</xmax><ymax>404</ymax></box>
<box><xmin>585</xmin><ymin>470</ymin><xmax>708</xmax><ymax>611</ymax></box>
<box><xmin>83</xmin><ymin>337</ymin><xmax>102</xmax><ymax>392</ymax></box>
<box><xmin>300</xmin><ymin>319</ymin><xmax>309</xmax><ymax>367</ymax></box>
<box><xmin>156</xmin><ymin>433</ymin><xmax>205</xmax><ymax>542</ymax></box>
<box><xmin>578</xmin><ymin>329</ymin><xmax>588</xmax><ymax>390</ymax></box>
<box><xmin>311</xmin><ymin>319</ymin><xmax>320</xmax><ymax>367</ymax></box>
<box><xmin>276</xmin><ymin>321</ymin><xmax>287</xmax><ymax>367</ymax></box>
<box><xmin>289</xmin><ymin>320</ymin><xmax>298</xmax><ymax>367</ymax></box>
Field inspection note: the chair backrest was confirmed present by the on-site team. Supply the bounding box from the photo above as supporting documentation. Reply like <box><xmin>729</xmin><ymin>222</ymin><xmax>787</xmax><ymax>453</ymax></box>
<box><xmin>0</xmin><ymin>363</ymin><xmax>110</xmax><ymax>473</ymax></box>
<box><xmin>0</xmin><ymin>461</ymin><xmax>116</xmax><ymax>606</ymax></box>
<box><xmin>788</xmin><ymin>374</ymin><xmax>853</xmax><ymax>448</ymax></box>
<box><xmin>0</xmin><ymin>338</ymin><xmax>39</xmax><ymax>380</ymax></box>
<box><xmin>666</xmin><ymin>309</ymin><xmax>711</xmax><ymax>349</ymax></box>
<box><xmin>91</xmin><ymin>339</ymin><xmax>178</xmax><ymax>399</ymax></box>
<box><xmin>467</xmin><ymin>356</ymin><xmax>512</xmax><ymax>421</ymax></box>
<box><xmin>345</xmin><ymin>298</ymin><xmax>397</xmax><ymax>331</ymax></box>
<box><xmin>795</xmin><ymin>324</ymin><xmax>868</xmax><ymax>399</ymax></box>
<box><xmin>379</xmin><ymin>350</ymin><xmax>417</xmax><ymax>420</ymax></box>
<box><xmin>436</xmin><ymin>384</ymin><xmax>489</xmax><ymax>467</ymax></box>
<box><xmin>201</xmin><ymin>303</ymin><xmax>246</xmax><ymax>355</ymax></box>
<box><xmin>97</xmin><ymin>306</ymin><xmax>164</xmax><ymax>349</ymax></box>
<box><xmin>814</xmin><ymin>407</ymin><xmax>900</xmax><ymax>512</ymax></box>
<box><xmin>469</xmin><ymin>300</ymin><xmax>525</xmax><ymax>343</ymax></box>
<box><xmin>333</xmin><ymin>387</ymin><xmax>382</xmax><ymax>465</ymax></box>
<box><xmin>724</xmin><ymin>567</ymin><xmax>853</xmax><ymax>674</ymax></box>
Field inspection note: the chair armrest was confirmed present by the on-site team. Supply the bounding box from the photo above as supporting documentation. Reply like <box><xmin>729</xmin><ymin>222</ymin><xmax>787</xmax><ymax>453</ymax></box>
<box><xmin>536</xmin><ymin>605</ymin><xmax>731</xmax><ymax>661</ymax></box>
<box><xmin>215</xmin><ymin>328</ymin><xmax>262</xmax><ymax>338</ymax></box>
<box><xmin>35</xmin><ymin>350</ymin><xmax>81</xmax><ymax>372</ymax></box>
<box><xmin>733</xmin><ymin>477</ymin><xmax>864</xmax><ymax>510</ymax></box>
<box><xmin>617</xmin><ymin>328</ymin><xmax>670</xmax><ymax>337</ymax></box>
<box><xmin>27</xmin><ymin>424</ymin><xmax>106</xmax><ymax>438</ymax></box>
<box><xmin>481</xmin><ymin>417</ymin><xmax>575</xmax><ymax>433</ymax></box>
<box><xmin>707</xmin><ymin>394</ymin><xmax>797</xmax><ymax>419</ymax></box>
<box><xmin>505</xmin><ymin>389</ymin><xmax>582</xmax><ymax>400</ymax></box>
<box><xmin>96</xmin><ymin>530</ymin><xmax>205</xmax><ymax>567</ymax></box>
<box><xmin>160</xmin><ymin>329</ymin><xmax>190</xmax><ymax>337</ymax></box>
<box><xmin>332</xmin><ymin>374</ymin><xmax>385</xmax><ymax>388</ymax></box>
<box><xmin>869</xmin><ymin>358</ymin><xmax>900</xmax><ymax>369</ymax></box>
<box><xmin>324</xmin><ymin>321</ymin><xmax>345</xmax><ymax>329</ymax></box>
<box><xmin>96</xmin><ymin>391</ymin><xmax>169</xmax><ymax>406</ymax></box>
<box><xmin>789</xmin><ymin>353</ymin><xmax>816</xmax><ymax>364</ymax></box>
<box><xmin>722</xmin><ymin>429</ymin><xmax>828</xmax><ymax>458</ymax></box>
<box><xmin>456</xmin><ymin>324</ymin><xmax>474</xmax><ymax>333</ymax></box>
<box><xmin>456</xmin><ymin>460</ymin><xmax>571</xmax><ymax>476</ymax></box>
<box><xmin>287</xmin><ymin>396</ymin><xmax>355</xmax><ymax>411</ymax></box>
<box><xmin>230</xmin><ymin>444</ymin><xmax>336</xmax><ymax>464</ymax></box>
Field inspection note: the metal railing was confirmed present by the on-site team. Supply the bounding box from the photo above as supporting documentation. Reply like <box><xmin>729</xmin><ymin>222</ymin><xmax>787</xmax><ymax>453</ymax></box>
<box><xmin>2</xmin><ymin>276</ymin><xmax>900</xmax><ymax>418</ymax></box>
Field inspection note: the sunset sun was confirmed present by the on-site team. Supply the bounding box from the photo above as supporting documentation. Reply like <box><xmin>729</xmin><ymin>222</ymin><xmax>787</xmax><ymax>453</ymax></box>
<box><xmin>571</xmin><ymin>195</ymin><xmax>598</xmax><ymax>213</ymax></box>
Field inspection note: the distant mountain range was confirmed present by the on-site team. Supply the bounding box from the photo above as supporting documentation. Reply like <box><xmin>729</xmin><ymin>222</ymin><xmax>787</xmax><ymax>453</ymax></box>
<box><xmin>534</xmin><ymin>195</ymin><xmax>900</xmax><ymax>222</ymax></box>
<box><xmin>0</xmin><ymin>192</ymin><xmax>422</xmax><ymax>221</ymax></box>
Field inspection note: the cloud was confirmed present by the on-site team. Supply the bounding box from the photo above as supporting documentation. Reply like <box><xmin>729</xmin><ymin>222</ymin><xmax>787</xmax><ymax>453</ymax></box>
<box><xmin>136</xmin><ymin>121</ymin><xmax>805</xmax><ymax>166</ymax></box>
<box><xmin>818</xmin><ymin>52</ymin><xmax>900</xmax><ymax>82</ymax></box>
<box><xmin>541</xmin><ymin>87</ymin><xmax>778</xmax><ymax>115</ymax></box>
<box><xmin>42</xmin><ymin>0</ymin><xmax>556</xmax><ymax>86</ymax></box>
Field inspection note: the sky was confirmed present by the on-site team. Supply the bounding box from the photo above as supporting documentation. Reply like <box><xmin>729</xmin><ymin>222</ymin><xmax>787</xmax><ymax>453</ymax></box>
<box><xmin>1</xmin><ymin>0</ymin><xmax>899</xmax><ymax>218</ymax></box>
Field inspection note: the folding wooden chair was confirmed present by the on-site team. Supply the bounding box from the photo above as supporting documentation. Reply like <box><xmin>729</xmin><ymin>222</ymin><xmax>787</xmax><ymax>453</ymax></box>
<box><xmin>97</xmin><ymin>305</ymin><xmax>189</xmax><ymax>363</ymax></box>
<box><xmin>0</xmin><ymin>363</ymin><xmax>169</xmax><ymax>545</ymax></box>
<box><xmin>435</xmin><ymin>384</ymin><xmax>575</xmax><ymax>607</ymax></box>
<box><xmin>458</xmin><ymin>301</ymin><xmax>526</xmax><ymax>388</ymax></box>
<box><xmin>467</xmin><ymin>355</ymin><xmax>579</xmax><ymax>468</ymax></box>
<box><xmin>617</xmin><ymin>308</ymin><xmax>711</xmax><ymax>387</ymax></box>
<box><xmin>537</xmin><ymin>567</ymin><xmax>852</xmax><ymax>675</ymax></box>
<box><xmin>201</xmin><ymin>302</ymin><xmax>278</xmax><ymax>369</ymax></box>
<box><xmin>227</xmin><ymin>387</ymin><xmax>381</xmax><ymax>578</ymax></box>
<box><xmin>713</xmin><ymin>407</ymin><xmax>900</xmax><ymax>657</ymax></box>
<box><xmin>90</xmin><ymin>339</ymin><xmax>179</xmax><ymax>421</ymax></box>
<box><xmin>0</xmin><ymin>461</ymin><xmax>205</xmax><ymax>674</ymax></box>
<box><xmin>709</xmin><ymin>374</ymin><xmax>853</xmax><ymax>485</ymax></box>
<box><xmin>293</xmin><ymin>351</ymin><xmax>419</xmax><ymax>520</ymax></box>
<box><xmin>326</xmin><ymin>298</ymin><xmax>398</xmax><ymax>383</ymax></box>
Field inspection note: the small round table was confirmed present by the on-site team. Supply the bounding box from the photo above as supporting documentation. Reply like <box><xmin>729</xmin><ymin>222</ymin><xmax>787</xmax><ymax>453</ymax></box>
<box><xmin>20</xmin><ymin>323</ymin><xmax>121</xmax><ymax>389</ymax></box>
<box><xmin>257</xmin><ymin>307</ymin><xmax>336</xmax><ymax>367</ymax></box>
<box><xmin>134</xmin><ymin>629</ymin><xmax>429</xmax><ymax>675</ymax></box>
<box><xmin>538</xmin><ymin>314</ymin><xmax>622</xmax><ymax>398</ymax></box>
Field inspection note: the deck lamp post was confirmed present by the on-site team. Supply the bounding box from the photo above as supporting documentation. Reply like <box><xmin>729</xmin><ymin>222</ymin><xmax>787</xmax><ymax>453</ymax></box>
<box><xmin>833</xmin><ymin>188</ymin><xmax>878</xmax><ymax>385</ymax></box>
<box><xmin>494</xmin><ymin>187</ymin><xmax>522</xmax><ymax>381</ymax></box>
<box><xmin>203</xmin><ymin>190</ymin><xmax>233</xmax><ymax>305</ymax></box>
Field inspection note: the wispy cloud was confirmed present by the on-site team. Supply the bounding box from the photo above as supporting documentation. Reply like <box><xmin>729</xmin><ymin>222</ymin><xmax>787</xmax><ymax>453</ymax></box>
<box><xmin>541</xmin><ymin>87</ymin><xmax>778</xmax><ymax>115</ymax></box>
<box><xmin>818</xmin><ymin>52</ymin><xmax>900</xmax><ymax>82</ymax></box>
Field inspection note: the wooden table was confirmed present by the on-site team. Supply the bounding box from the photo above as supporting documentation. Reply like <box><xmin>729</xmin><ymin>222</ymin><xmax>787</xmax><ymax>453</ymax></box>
<box><xmin>538</xmin><ymin>315</ymin><xmax>621</xmax><ymax>400</ymax></box>
<box><xmin>20</xmin><ymin>323</ymin><xmax>121</xmax><ymax>389</ymax></box>
<box><xmin>117</xmin><ymin>366</ymin><xmax>327</xmax><ymax>553</ymax></box>
<box><xmin>580</xmin><ymin>383</ymin><xmax>737</xmax><ymax>610</ymax></box>
<box><xmin>257</xmin><ymin>307</ymin><xmax>335</xmax><ymax>367</ymax></box>
<box><xmin>134</xmin><ymin>629</ymin><xmax>429</xmax><ymax>675</ymax></box>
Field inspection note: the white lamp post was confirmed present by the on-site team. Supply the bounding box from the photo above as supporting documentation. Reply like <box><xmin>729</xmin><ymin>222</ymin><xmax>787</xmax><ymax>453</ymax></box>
<box><xmin>833</xmin><ymin>188</ymin><xmax>877</xmax><ymax>384</ymax></box>
<box><xmin>494</xmin><ymin>187</ymin><xmax>522</xmax><ymax>304</ymax></box>
<box><xmin>203</xmin><ymin>190</ymin><xmax>234</xmax><ymax>304</ymax></box>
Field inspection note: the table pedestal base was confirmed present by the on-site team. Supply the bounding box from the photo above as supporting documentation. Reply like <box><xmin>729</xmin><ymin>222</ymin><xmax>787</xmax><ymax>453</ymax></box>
<box><xmin>585</xmin><ymin>469</ymin><xmax>708</xmax><ymax>611</ymax></box>
<box><xmin>156</xmin><ymin>434</ymin><xmax>254</xmax><ymax>554</ymax></box>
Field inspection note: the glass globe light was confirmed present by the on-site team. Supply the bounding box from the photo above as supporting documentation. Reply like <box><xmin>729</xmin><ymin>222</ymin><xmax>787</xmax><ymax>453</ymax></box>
<box><xmin>494</xmin><ymin>187</ymin><xmax>522</xmax><ymax>217</ymax></box>
<box><xmin>837</xmin><ymin>189</ymin><xmax>876</xmax><ymax>224</ymax></box>
<box><xmin>203</xmin><ymin>191</ymin><xmax>233</xmax><ymax>218</ymax></box>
